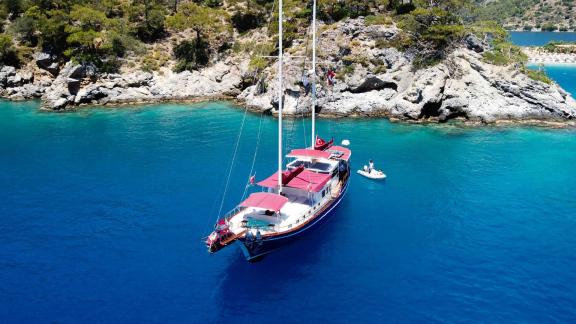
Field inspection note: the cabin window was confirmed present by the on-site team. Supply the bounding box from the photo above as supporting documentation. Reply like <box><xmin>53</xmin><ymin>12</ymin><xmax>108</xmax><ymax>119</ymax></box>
<box><xmin>322</xmin><ymin>190</ymin><xmax>326</xmax><ymax>198</ymax></box>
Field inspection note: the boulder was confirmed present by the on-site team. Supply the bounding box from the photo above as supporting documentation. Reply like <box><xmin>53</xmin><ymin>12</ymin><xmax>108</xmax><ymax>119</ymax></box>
<box><xmin>349</xmin><ymin>75</ymin><xmax>398</xmax><ymax>93</ymax></box>
<box><xmin>59</xmin><ymin>62</ymin><xmax>85</xmax><ymax>79</ymax></box>
<box><xmin>465</xmin><ymin>34</ymin><xmax>485</xmax><ymax>53</ymax></box>
<box><xmin>0</xmin><ymin>66</ymin><xmax>16</xmax><ymax>85</ymax></box>
<box><xmin>52</xmin><ymin>98</ymin><xmax>69</xmax><ymax>110</ymax></box>
<box><xmin>121</xmin><ymin>71</ymin><xmax>153</xmax><ymax>87</ymax></box>
<box><xmin>34</xmin><ymin>52</ymin><xmax>52</xmax><ymax>68</ymax></box>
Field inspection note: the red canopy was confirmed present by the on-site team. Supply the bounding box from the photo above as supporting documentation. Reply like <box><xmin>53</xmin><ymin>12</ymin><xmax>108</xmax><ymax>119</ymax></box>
<box><xmin>287</xmin><ymin>149</ymin><xmax>331</xmax><ymax>159</ymax></box>
<box><xmin>240</xmin><ymin>192</ymin><xmax>288</xmax><ymax>212</ymax></box>
<box><xmin>258</xmin><ymin>169</ymin><xmax>332</xmax><ymax>192</ymax></box>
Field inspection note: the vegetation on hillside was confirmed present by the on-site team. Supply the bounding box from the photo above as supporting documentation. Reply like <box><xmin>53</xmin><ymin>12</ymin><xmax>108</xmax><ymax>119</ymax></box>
<box><xmin>475</xmin><ymin>0</ymin><xmax>576</xmax><ymax>31</ymax></box>
<box><xmin>0</xmin><ymin>0</ymin><xmax>554</xmax><ymax>85</ymax></box>
<box><xmin>542</xmin><ymin>41</ymin><xmax>576</xmax><ymax>54</ymax></box>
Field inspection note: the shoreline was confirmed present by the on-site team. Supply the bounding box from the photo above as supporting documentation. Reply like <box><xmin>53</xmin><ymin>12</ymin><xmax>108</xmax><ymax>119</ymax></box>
<box><xmin>18</xmin><ymin>97</ymin><xmax>575</xmax><ymax>129</ymax></box>
<box><xmin>526</xmin><ymin>62</ymin><xmax>576</xmax><ymax>67</ymax></box>
<box><xmin>2</xmin><ymin>20</ymin><xmax>575</xmax><ymax>127</ymax></box>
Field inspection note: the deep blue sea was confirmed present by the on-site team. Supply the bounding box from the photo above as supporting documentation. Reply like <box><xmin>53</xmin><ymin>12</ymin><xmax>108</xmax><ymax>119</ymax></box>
<box><xmin>510</xmin><ymin>31</ymin><xmax>576</xmax><ymax>47</ymax></box>
<box><xmin>1</xmin><ymin>99</ymin><xmax>576</xmax><ymax>323</ymax></box>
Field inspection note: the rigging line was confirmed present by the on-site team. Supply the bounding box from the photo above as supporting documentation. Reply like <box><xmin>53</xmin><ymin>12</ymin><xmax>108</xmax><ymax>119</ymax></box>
<box><xmin>241</xmin><ymin>110</ymin><xmax>265</xmax><ymax>201</ymax></box>
<box><xmin>299</xmin><ymin>22</ymin><xmax>313</xmax><ymax>150</ymax></box>
<box><xmin>238</xmin><ymin>0</ymin><xmax>279</xmax><ymax>202</ymax></box>
<box><xmin>283</xmin><ymin>27</ymin><xmax>311</xmax><ymax>156</ymax></box>
<box><xmin>215</xmin><ymin>105</ymin><xmax>249</xmax><ymax>220</ymax></box>
<box><xmin>203</xmin><ymin>0</ymin><xmax>278</xmax><ymax>232</ymax></box>
<box><xmin>283</xmin><ymin>19</ymin><xmax>312</xmax><ymax>154</ymax></box>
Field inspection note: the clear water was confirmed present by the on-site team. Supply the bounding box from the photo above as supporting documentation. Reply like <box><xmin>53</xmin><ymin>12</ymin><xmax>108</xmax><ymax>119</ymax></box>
<box><xmin>1</xmin><ymin>100</ymin><xmax>576</xmax><ymax>322</ymax></box>
<box><xmin>540</xmin><ymin>65</ymin><xmax>576</xmax><ymax>96</ymax></box>
<box><xmin>510</xmin><ymin>31</ymin><xmax>576</xmax><ymax>47</ymax></box>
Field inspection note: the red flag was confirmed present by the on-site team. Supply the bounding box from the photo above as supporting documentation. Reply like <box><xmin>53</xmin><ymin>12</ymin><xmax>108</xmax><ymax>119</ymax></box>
<box><xmin>249</xmin><ymin>175</ymin><xmax>255</xmax><ymax>185</ymax></box>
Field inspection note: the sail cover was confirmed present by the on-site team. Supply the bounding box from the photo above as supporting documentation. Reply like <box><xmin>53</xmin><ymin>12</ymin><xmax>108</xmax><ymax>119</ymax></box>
<box><xmin>240</xmin><ymin>192</ymin><xmax>288</xmax><ymax>212</ymax></box>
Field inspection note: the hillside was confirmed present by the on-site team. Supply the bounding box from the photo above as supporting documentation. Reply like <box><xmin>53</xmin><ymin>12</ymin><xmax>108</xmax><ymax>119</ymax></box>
<box><xmin>476</xmin><ymin>0</ymin><xmax>576</xmax><ymax>31</ymax></box>
<box><xmin>0</xmin><ymin>0</ymin><xmax>575</xmax><ymax>123</ymax></box>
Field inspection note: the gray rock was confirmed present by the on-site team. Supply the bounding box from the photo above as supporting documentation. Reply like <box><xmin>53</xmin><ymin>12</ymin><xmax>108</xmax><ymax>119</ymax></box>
<box><xmin>52</xmin><ymin>98</ymin><xmax>69</xmax><ymax>110</ymax></box>
<box><xmin>465</xmin><ymin>34</ymin><xmax>485</xmax><ymax>53</ymax></box>
<box><xmin>240</xmin><ymin>18</ymin><xmax>576</xmax><ymax>123</ymax></box>
<box><xmin>1</xmin><ymin>66</ymin><xmax>16</xmax><ymax>76</ymax></box>
<box><xmin>47</xmin><ymin>63</ymin><xmax>60</xmax><ymax>74</ymax></box>
<box><xmin>34</xmin><ymin>52</ymin><xmax>52</xmax><ymax>67</ymax></box>
<box><xmin>121</xmin><ymin>72</ymin><xmax>153</xmax><ymax>87</ymax></box>
<box><xmin>59</xmin><ymin>62</ymin><xmax>85</xmax><ymax>79</ymax></box>
<box><xmin>14</xmin><ymin>16</ymin><xmax>576</xmax><ymax>122</ymax></box>
<box><xmin>0</xmin><ymin>66</ymin><xmax>16</xmax><ymax>85</ymax></box>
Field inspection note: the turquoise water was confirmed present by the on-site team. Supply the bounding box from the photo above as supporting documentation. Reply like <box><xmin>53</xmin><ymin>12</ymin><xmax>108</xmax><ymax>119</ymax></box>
<box><xmin>510</xmin><ymin>31</ymin><xmax>576</xmax><ymax>46</ymax></box>
<box><xmin>541</xmin><ymin>65</ymin><xmax>576</xmax><ymax>96</ymax></box>
<box><xmin>527</xmin><ymin>64</ymin><xmax>576</xmax><ymax>96</ymax></box>
<box><xmin>1</xmin><ymin>100</ymin><xmax>576</xmax><ymax>322</ymax></box>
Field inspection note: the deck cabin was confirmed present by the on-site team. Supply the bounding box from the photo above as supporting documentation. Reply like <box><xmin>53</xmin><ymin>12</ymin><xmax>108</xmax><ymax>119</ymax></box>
<box><xmin>223</xmin><ymin>146</ymin><xmax>351</xmax><ymax>236</ymax></box>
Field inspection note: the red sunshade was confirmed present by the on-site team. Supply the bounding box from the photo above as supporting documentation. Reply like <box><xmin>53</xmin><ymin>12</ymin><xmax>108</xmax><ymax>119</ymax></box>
<box><xmin>287</xmin><ymin>149</ymin><xmax>331</xmax><ymax>159</ymax></box>
<box><xmin>258</xmin><ymin>169</ymin><xmax>332</xmax><ymax>192</ymax></box>
<box><xmin>289</xmin><ymin>169</ymin><xmax>332</xmax><ymax>192</ymax></box>
<box><xmin>240</xmin><ymin>192</ymin><xmax>288</xmax><ymax>212</ymax></box>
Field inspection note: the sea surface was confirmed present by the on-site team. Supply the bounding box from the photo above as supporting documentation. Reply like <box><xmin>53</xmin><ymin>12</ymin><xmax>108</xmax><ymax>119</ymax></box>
<box><xmin>510</xmin><ymin>31</ymin><xmax>576</xmax><ymax>47</ymax></box>
<box><xmin>539</xmin><ymin>65</ymin><xmax>576</xmax><ymax>95</ymax></box>
<box><xmin>1</xmin><ymin>100</ymin><xmax>576</xmax><ymax>323</ymax></box>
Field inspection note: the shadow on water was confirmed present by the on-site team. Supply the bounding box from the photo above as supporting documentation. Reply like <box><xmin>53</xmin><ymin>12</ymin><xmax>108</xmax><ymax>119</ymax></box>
<box><xmin>210</xmin><ymin>203</ymin><xmax>347</xmax><ymax>321</ymax></box>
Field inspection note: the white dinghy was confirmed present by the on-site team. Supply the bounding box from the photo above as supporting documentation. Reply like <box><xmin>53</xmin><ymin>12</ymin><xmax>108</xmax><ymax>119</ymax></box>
<box><xmin>357</xmin><ymin>169</ymin><xmax>386</xmax><ymax>180</ymax></box>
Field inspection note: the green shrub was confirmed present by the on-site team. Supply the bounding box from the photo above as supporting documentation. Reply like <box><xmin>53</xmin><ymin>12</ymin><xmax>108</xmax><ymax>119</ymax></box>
<box><xmin>482</xmin><ymin>51</ymin><xmax>509</xmax><ymax>65</ymax></box>
<box><xmin>483</xmin><ymin>41</ymin><xmax>527</xmax><ymax>66</ymax></box>
<box><xmin>127</xmin><ymin>1</ymin><xmax>166</xmax><ymax>42</ymax></box>
<box><xmin>249</xmin><ymin>56</ymin><xmax>268</xmax><ymax>72</ymax></box>
<box><xmin>365</xmin><ymin>15</ymin><xmax>392</xmax><ymax>26</ymax></box>
<box><xmin>523</xmin><ymin>67</ymin><xmax>552</xmax><ymax>84</ymax></box>
<box><xmin>541</xmin><ymin>24</ymin><xmax>557</xmax><ymax>32</ymax></box>
<box><xmin>0</xmin><ymin>34</ymin><xmax>19</xmax><ymax>66</ymax></box>
<box><xmin>173</xmin><ymin>39</ymin><xmax>210</xmax><ymax>72</ymax></box>
<box><xmin>11</xmin><ymin>15</ymin><xmax>37</xmax><ymax>46</ymax></box>
<box><xmin>374</xmin><ymin>64</ymin><xmax>387</xmax><ymax>74</ymax></box>
<box><xmin>335</xmin><ymin>65</ymin><xmax>354</xmax><ymax>80</ymax></box>
<box><xmin>393</xmin><ymin>7</ymin><xmax>466</xmax><ymax>68</ymax></box>
<box><xmin>4</xmin><ymin>0</ymin><xmax>23</xmax><ymax>18</ymax></box>
<box><xmin>231</xmin><ymin>9</ymin><xmax>265</xmax><ymax>33</ymax></box>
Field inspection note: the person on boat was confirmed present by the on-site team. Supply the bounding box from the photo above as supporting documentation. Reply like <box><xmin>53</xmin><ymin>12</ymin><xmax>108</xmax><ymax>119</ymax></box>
<box><xmin>327</xmin><ymin>69</ymin><xmax>335</xmax><ymax>86</ymax></box>
<box><xmin>302</xmin><ymin>73</ymin><xmax>312</xmax><ymax>95</ymax></box>
<box><xmin>369</xmin><ymin>160</ymin><xmax>374</xmax><ymax>173</ymax></box>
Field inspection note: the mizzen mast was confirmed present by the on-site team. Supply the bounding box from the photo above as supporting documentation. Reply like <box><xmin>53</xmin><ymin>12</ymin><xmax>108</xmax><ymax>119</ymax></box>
<box><xmin>277</xmin><ymin>0</ymin><xmax>284</xmax><ymax>194</ymax></box>
<box><xmin>311</xmin><ymin>0</ymin><xmax>317</xmax><ymax>146</ymax></box>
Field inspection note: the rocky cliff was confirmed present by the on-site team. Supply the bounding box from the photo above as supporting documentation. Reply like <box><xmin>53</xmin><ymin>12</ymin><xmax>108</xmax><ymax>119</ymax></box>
<box><xmin>1</xmin><ymin>18</ymin><xmax>575</xmax><ymax>124</ymax></box>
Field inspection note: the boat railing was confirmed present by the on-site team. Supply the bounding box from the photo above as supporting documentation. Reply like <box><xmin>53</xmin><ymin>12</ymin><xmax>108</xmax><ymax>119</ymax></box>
<box><xmin>271</xmin><ymin>195</ymin><xmax>331</xmax><ymax>232</ymax></box>
<box><xmin>214</xmin><ymin>206</ymin><xmax>242</xmax><ymax>226</ymax></box>
<box><xmin>241</xmin><ymin>179</ymin><xmax>341</xmax><ymax>232</ymax></box>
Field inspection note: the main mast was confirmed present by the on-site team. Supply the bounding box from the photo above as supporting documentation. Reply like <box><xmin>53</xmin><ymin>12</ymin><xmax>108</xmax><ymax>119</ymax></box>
<box><xmin>311</xmin><ymin>0</ymin><xmax>317</xmax><ymax>147</ymax></box>
<box><xmin>277</xmin><ymin>0</ymin><xmax>284</xmax><ymax>194</ymax></box>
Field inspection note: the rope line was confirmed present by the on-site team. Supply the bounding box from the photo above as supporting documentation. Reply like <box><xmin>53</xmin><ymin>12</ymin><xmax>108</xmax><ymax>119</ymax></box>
<box><xmin>215</xmin><ymin>106</ymin><xmax>248</xmax><ymax>220</ymax></box>
<box><xmin>241</xmin><ymin>110</ymin><xmax>265</xmax><ymax>201</ymax></box>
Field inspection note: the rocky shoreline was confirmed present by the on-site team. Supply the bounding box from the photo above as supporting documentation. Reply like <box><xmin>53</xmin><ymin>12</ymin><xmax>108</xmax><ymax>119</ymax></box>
<box><xmin>1</xmin><ymin>19</ymin><xmax>575</xmax><ymax>125</ymax></box>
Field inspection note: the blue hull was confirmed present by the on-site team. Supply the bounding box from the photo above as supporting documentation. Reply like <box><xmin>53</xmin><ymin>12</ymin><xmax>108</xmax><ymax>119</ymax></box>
<box><xmin>237</xmin><ymin>179</ymin><xmax>349</xmax><ymax>261</ymax></box>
